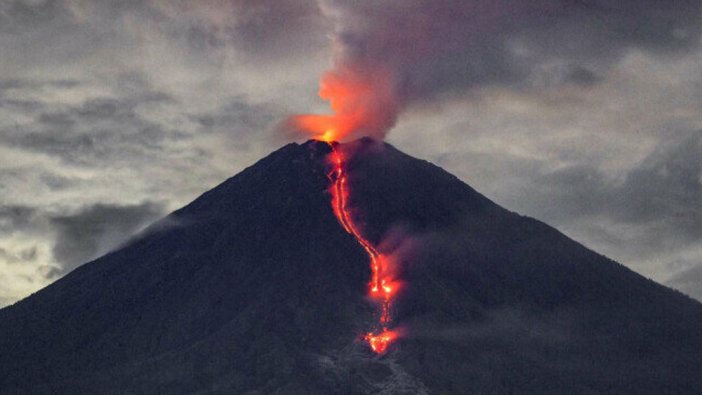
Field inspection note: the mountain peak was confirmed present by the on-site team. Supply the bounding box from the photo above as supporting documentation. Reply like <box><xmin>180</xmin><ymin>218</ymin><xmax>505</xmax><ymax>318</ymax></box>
<box><xmin>1</xmin><ymin>140</ymin><xmax>701</xmax><ymax>393</ymax></box>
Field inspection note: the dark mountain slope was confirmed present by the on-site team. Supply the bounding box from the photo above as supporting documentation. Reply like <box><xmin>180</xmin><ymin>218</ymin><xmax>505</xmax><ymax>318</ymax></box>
<box><xmin>0</xmin><ymin>138</ymin><xmax>700</xmax><ymax>394</ymax></box>
<box><xmin>342</xmin><ymin>138</ymin><xmax>702</xmax><ymax>393</ymax></box>
<box><xmin>0</xmin><ymin>141</ymin><xmax>374</xmax><ymax>393</ymax></box>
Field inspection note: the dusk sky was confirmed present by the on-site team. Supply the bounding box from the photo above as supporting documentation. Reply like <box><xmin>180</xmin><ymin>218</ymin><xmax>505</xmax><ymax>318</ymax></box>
<box><xmin>1</xmin><ymin>0</ymin><xmax>701</xmax><ymax>306</ymax></box>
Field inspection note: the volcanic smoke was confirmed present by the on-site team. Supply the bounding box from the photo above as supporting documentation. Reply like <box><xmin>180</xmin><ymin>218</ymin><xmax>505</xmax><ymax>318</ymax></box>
<box><xmin>288</xmin><ymin>65</ymin><xmax>399</xmax><ymax>143</ymax></box>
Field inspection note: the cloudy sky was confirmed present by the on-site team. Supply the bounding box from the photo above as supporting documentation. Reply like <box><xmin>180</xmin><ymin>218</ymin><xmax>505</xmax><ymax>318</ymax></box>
<box><xmin>1</xmin><ymin>0</ymin><xmax>701</xmax><ymax>306</ymax></box>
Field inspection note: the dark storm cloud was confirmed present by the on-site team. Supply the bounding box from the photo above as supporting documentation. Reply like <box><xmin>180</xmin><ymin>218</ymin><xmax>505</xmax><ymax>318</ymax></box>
<box><xmin>0</xmin><ymin>79</ymin><xmax>79</xmax><ymax>112</ymax></box>
<box><xmin>524</xmin><ymin>130</ymin><xmax>701</xmax><ymax>243</ymax></box>
<box><xmin>667</xmin><ymin>265</ymin><xmax>702</xmax><ymax>301</ymax></box>
<box><xmin>37</xmin><ymin>111</ymin><xmax>74</xmax><ymax>127</ymax></box>
<box><xmin>616</xmin><ymin>131</ymin><xmax>702</xmax><ymax>228</ymax></box>
<box><xmin>0</xmin><ymin>201</ymin><xmax>164</xmax><ymax>281</ymax></box>
<box><xmin>50</xmin><ymin>201</ymin><xmax>165</xmax><ymax>273</ymax></box>
<box><xmin>0</xmin><ymin>0</ymin><xmax>71</xmax><ymax>34</ymax></box>
<box><xmin>0</xmin><ymin>79</ymin><xmax>77</xmax><ymax>120</ymax></box>
<box><xmin>0</xmin><ymin>79</ymin><xmax>79</xmax><ymax>91</ymax></box>
<box><xmin>156</xmin><ymin>0</ymin><xmax>327</xmax><ymax>56</ymax></box>
<box><xmin>4</xmin><ymin>1</ymin><xmax>695</xmax><ymax>104</ymax></box>
<box><xmin>321</xmin><ymin>0</ymin><xmax>702</xmax><ymax>102</ymax></box>
<box><xmin>0</xmin><ymin>246</ymin><xmax>38</xmax><ymax>265</ymax></box>
<box><xmin>531</xmin><ymin>164</ymin><xmax>611</xmax><ymax>219</ymax></box>
<box><xmin>3</xmin><ymin>92</ymin><xmax>177</xmax><ymax>166</ymax></box>
<box><xmin>563</xmin><ymin>66</ymin><xmax>601</xmax><ymax>86</ymax></box>
<box><xmin>226</xmin><ymin>0</ymin><xmax>327</xmax><ymax>59</ymax></box>
<box><xmin>0</xmin><ymin>0</ymin><xmax>327</xmax><ymax>80</ymax></box>
<box><xmin>0</xmin><ymin>98</ymin><xmax>43</xmax><ymax>111</ymax></box>
<box><xmin>0</xmin><ymin>205</ymin><xmax>37</xmax><ymax>234</ymax></box>
<box><xmin>39</xmin><ymin>172</ymin><xmax>76</xmax><ymax>191</ymax></box>
<box><xmin>181</xmin><ymin>23</ymin><xmax>225</xmax><ymax>51</ymax></box>
<box><xmin>475</xmin><ymin>129</ymin><xmax>701</xmax><ymax>299</ymax></box>
<box><xmin>193</xmin><ymin>98</ymin><xmax>284</xmax><ymax>138</ymax></box>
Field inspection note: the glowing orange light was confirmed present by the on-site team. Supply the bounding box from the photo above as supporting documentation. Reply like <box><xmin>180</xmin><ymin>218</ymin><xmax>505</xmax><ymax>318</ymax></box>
<box><xmin>365</xmin><ymin>329</ymin><xmax>399</xmax><ymax>354</ymax></box>
<box><xmin>325</xmin><ymin>142</ymin><xmax>402</xmax><ymax>353</ymax></box>
<box><xmin>291</xmin><ymin>66</ymin><xmax>398</xmax><ymax>142</ymax></box>
<box><xmin>321</xmin><ymin>129</ymin><xmax>336</xmax><ymax>142</ymax></box>
<box><xmin>382</xmin><ymin>280</ymin><xmax>392</xmax><ymax>294</ymax></box>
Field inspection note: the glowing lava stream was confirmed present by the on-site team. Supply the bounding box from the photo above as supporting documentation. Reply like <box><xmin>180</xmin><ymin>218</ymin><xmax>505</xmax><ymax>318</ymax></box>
<box><xmin>325</xmin><ymin>141</ymin><xmax>400</xmax><ymax>354</ymax></box>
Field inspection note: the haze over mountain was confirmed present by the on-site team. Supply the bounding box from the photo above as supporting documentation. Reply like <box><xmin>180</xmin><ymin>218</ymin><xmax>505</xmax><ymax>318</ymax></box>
<box><xmin>1</xmin><ymin>138</ymin><xmax>700</xmax><ymax>394</ymax></box>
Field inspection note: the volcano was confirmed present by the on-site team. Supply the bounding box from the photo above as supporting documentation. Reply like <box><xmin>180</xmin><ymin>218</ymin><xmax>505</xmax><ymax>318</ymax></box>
<box><xmin>1</xmin><ymin>138</ymin><xmax>701</xmax><ymax>394</ymax></box>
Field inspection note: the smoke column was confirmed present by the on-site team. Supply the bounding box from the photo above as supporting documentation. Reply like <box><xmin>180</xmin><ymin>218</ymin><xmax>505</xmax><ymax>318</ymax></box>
<box><xmin>284</xmin><ymin>0</ymin><xmax>700</xmax><ymax>143</ymax></box>
<box><xmin>284</xmin><ymin>1</ymin><xmax>526</xmax><ymax>142</ymax></box>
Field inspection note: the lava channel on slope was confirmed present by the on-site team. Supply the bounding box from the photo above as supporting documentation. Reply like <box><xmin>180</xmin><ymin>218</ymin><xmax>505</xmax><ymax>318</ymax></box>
<box><xmin>324</xmin><ymin>140</ymin><xmax>402</xmax><ymax>354</ymax></box>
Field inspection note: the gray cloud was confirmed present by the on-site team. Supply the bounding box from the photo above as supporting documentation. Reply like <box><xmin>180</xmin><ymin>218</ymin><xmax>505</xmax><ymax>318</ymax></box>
<box><xmin>667</xmin><ymin>264</ymin><xmax>702</xmax><ymax>301</ymax></box>
<box><xmin>0</xmin><ymin>200</ymin><xmax>164</xmax><ymax>305</ymax></box>
<box><xmin>0</xmin><ymin>0</ymin><xmax>71</xmax><ymax>34</ymax></box>
<box><xmin>0</xmin><ymin>205</ymin><xmax>37</xmax><ymax>234</ymax></box>
<box><xmin>2</xmin><ymin>91</ymin><xmax>177</xmax><ymax>166</ymax></box>
<box><xmin>0</xmin><ymin>0</ymin><xmax>327</xmax><ymax>65</ymax></box>
<box><xmin>456</xmin><ymin>128</ymin><xmax>701</xmax><ymax>298</ymax></box>
<box><xmin>616</xmin><ymin>130</ymin><xmax>702</xmax><ymax>227</ymax></box>
<box><xmin>0</xmin><ymin>246</ymin><xmax>38</xmax><ymax>265</ymax></box>
<box><xmin>323</xmin><ymin>0</ymin><xmax>702</xmax><ymax>102</ymax></box>
<box><xmin>50</xmin><ymin>201</ymin><xmax>165</xmax><ymax>273</ymax></box>
<box><xmin>530</xmin><ymin>129</ymin><xmax>701</xmax><ymax>246</ymax></box>
<box><xmin>224</xmin><ymin>0</ymin><xmax>328</xmax><ymax>60</ymax></box>
<box><xmin>408</xmin><ymin>106</ymin><xmax>702</xmax><ymax>298</ymax></box>
<box><xmin>0</xmin><ymin>204</ymin><xmax>56</xmax><ymax>304</ymax></box>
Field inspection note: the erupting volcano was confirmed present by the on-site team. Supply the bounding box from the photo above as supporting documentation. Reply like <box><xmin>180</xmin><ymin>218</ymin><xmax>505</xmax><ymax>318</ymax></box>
<box><xmin>2</xmin><ymin>138</ymin><xmax>702</xmax><ymax>393</ymax></box>
<box><xmin>325</xmin><ymin>140</ymin><xmax>401</xmax><ymax>354</ymax></box>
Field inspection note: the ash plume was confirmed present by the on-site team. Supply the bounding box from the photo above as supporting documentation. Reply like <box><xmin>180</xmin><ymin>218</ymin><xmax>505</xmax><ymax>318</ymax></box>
<box><xmin>286</xmin><ymin>0</ymin><xmax>702</xmax><ymax>141</ymax></box>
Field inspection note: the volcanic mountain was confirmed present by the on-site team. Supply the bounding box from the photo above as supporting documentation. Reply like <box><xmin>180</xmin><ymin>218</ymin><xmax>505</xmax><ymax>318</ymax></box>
<box><xmin>1</xmin><ymin>138</ymin><xmax>701</xmax><ymax>394</ymax></box>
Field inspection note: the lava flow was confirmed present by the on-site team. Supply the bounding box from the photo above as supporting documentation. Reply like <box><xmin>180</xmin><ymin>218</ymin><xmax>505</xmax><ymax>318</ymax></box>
<box><xmin>325</xmin><ymin>139</ymin><xmax>401</xmax><ymax>354</ymax></box>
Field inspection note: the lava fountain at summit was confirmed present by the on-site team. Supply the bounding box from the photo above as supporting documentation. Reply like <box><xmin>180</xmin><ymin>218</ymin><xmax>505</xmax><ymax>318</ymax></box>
<box><xmin>325</xmin><ymin>140</ymin><xmax>402</xmax><ymax>354</ymax></box>
<box><xmin>289</xmin><ymin>65</ymin><xmax>399</xmax><ymax>143</ymax></box>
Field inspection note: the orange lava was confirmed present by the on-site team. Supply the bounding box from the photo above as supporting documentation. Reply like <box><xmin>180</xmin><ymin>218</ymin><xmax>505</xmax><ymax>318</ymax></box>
<box><xmin>326</xmin><ymin>142</ymin><xmax>401</xmax><ymax>354</ymax></box>
<box><xmin>365</xmin><ymin>328</ymin><xmax>400</xmax><ymax>354</ymax></box>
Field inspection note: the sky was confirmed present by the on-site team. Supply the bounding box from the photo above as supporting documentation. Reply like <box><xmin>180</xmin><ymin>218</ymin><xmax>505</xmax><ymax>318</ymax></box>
<box><xmin>0</xmin><ymin>0</ymin><xmax>700</xmax><ymax>307</ymax></box>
